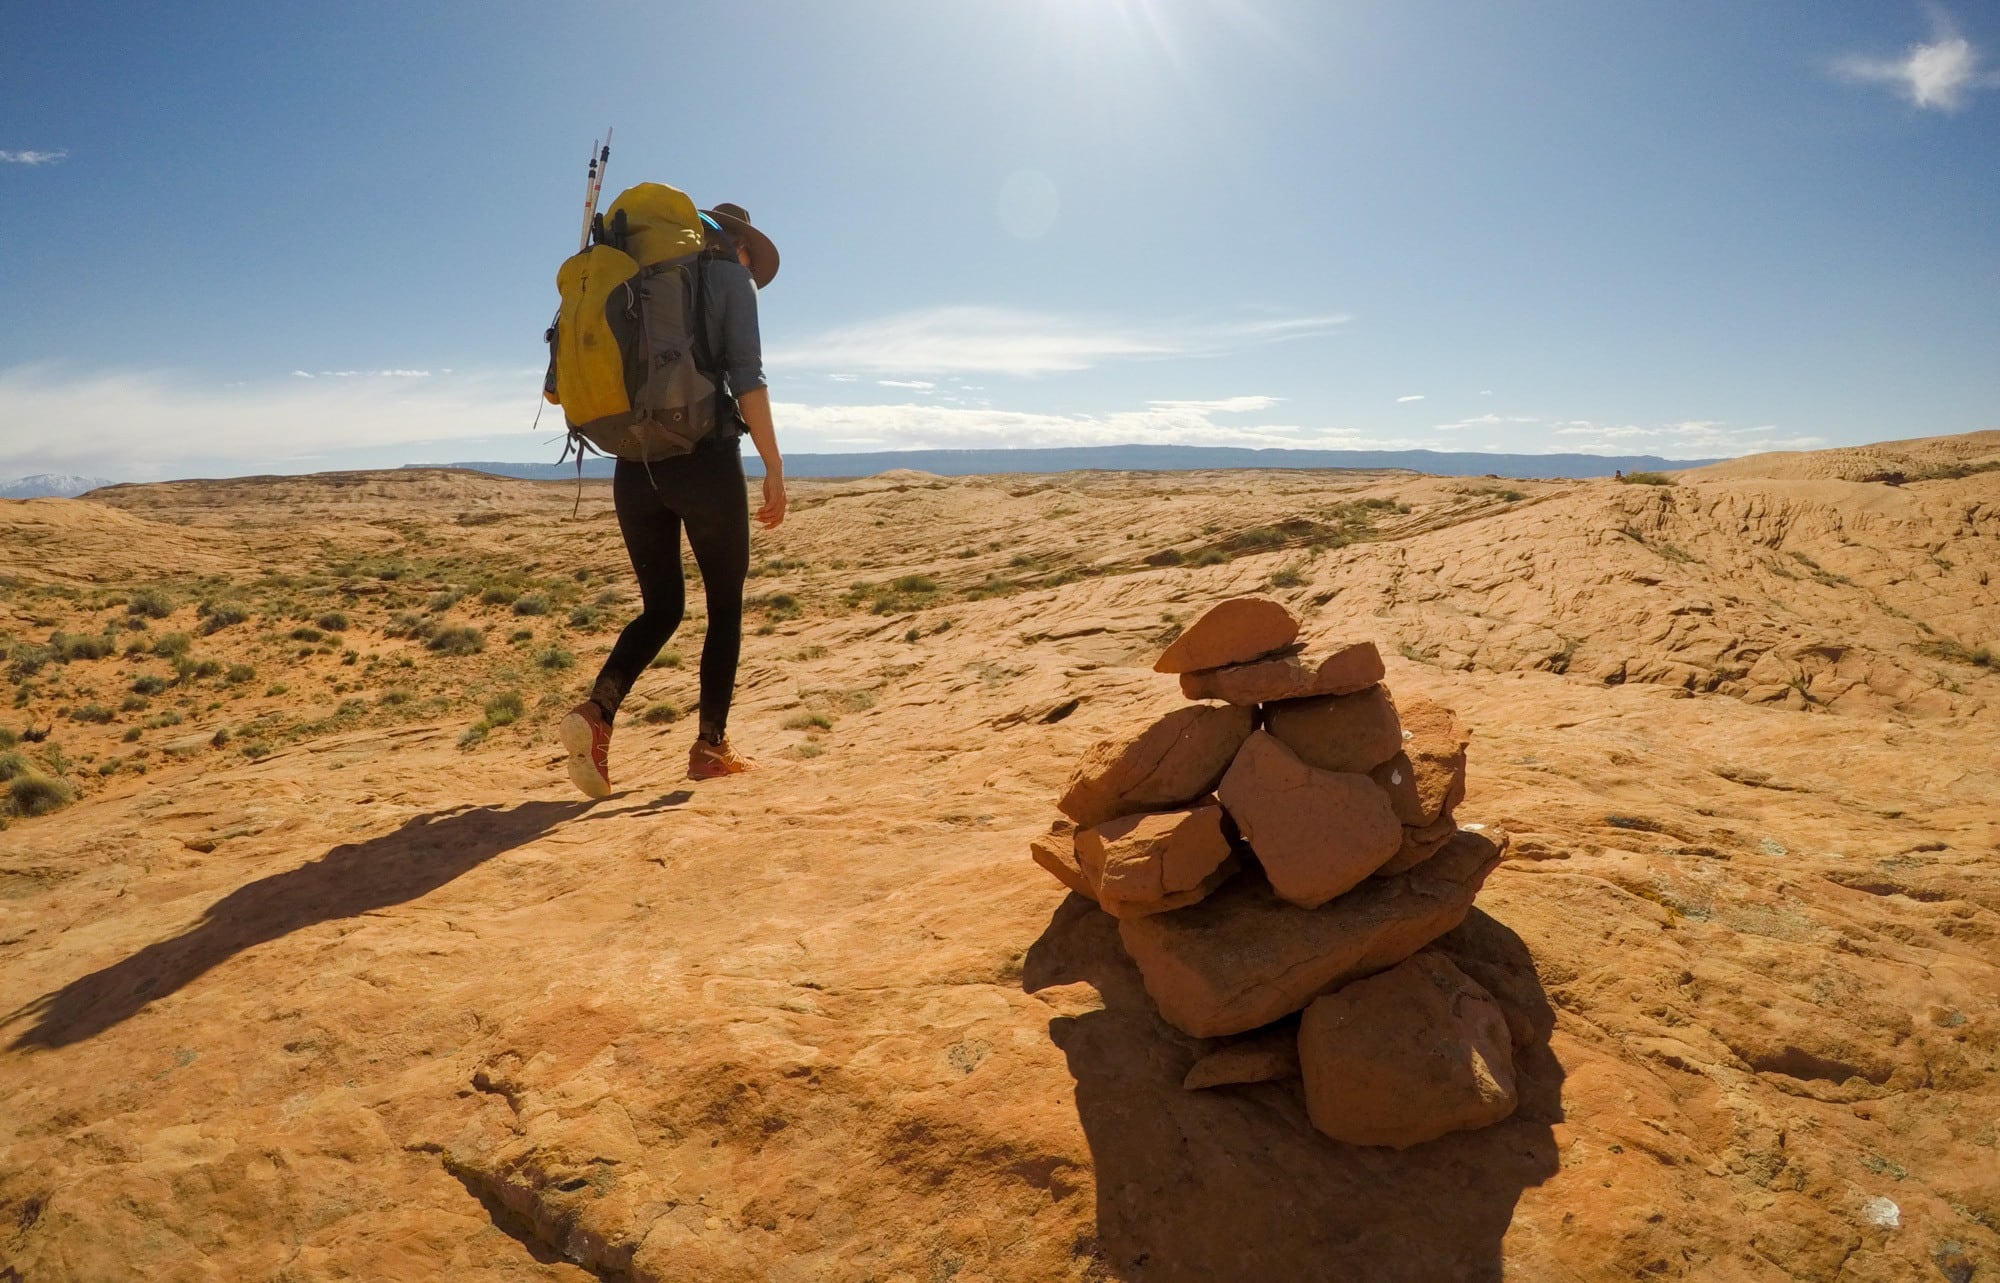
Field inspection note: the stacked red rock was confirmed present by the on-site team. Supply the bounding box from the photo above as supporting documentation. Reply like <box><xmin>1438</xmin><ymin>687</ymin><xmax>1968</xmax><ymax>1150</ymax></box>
<box><xmin>1031</xmin><ymin>594</ymin><xmax>1517</xmax><ymax>1150</ymax></box>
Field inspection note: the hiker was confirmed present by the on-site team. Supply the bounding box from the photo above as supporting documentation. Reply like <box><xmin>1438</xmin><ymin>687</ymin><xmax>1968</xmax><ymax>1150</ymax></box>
<box><xmin>559</xmin><ymin>201</ymin><xmax>786</xmax><ymax>796</ymax></box>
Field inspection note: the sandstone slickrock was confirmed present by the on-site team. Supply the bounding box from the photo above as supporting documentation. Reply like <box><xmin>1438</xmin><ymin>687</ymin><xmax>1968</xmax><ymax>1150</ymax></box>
<box><xmin>1370</xmin><ymin>693</ymin><xmax>1470</xmax><ymax>826</ymax></box>
<box><xmin>1376</xmin><ymin>809</ymin><xmax>1459</xmax><ymax>878</ymax></box>
<box><xmin>1179</xmin><ymin>641</ymin><xmax>1385</xmax><ymax>705</ymax></box>
<box><xmin>1182</xmin><ymin>1024</ymin><xmax>1302</xmax><ymax>1090</ymax></box>
<box><xmin>1118</xmin><ymin>827</ymin><xmax>1509</xmax><ymax>1037</ymax></box>
<box><xmin>1153</xmin><ymin>595</ymin><xmax>1300</xmax><ymax>673</ymax></box>
<box><xmin>1217</xmin><ymin>731</ymin><xmax>1402</xmax><ymax>909</ymax></box>
<box><xmin>1057</xmin><ymin>702</ymin><xmax>1254</xmax><ymax>829</ymax></box>
<box><xmin>1297</xmin><ymin>951</ymin><xmax>1518</xmax><ymax>1149</ymax></box>
<box><xmin>1074</xmin><ymin>803</ymin><xmax>1238</xmax><ymax>918</ymax></box>
<box><xmin>1265</xmin><ymin>684</ymin><xmax>1405</xmax><ymax>774</ymax></box>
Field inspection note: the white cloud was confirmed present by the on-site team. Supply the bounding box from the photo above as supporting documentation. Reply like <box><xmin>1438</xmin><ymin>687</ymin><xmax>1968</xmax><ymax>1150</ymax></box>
<box><xmin>876</xmin><ymin>379</ymin><xmax>935</xmax><ymax>391</ymax></box>
<box><xmin>768</xmin><ymin>306</ymin><xmax>1349</xmax><ymax>377</ymax></box>
<box><xmin>1434</xmin><ymin>413</ymin><xmax>1540</xmax><ymax>430</ymax></box>
<box><xmin>1146</xmin><ymin>395</ymin><xmax>1281</xmax><ymax>413</ymax></box>
<box><xmin>0</xmin><ymin>364</ymin><xmax>531</xmax><ymax>477</ymax></box>
<box><xmin>1396</xmin><ymin>394</ymin><xmax>1425</xmax><ymax>403</ymax></box>
<box><xmin>1836</xmin><ymin>27</ymin><xmax>2000</xmax><ymax>112</ymax></box>
<box><xmin>1548</xmin><ymin>418</ymin><xmax>1827</xmax><ymax>456</ymax></box>
<box><xmin>0</xmin><ymin>149</ymin><xmax>67</xmax><ymax>165</ymax></box>
<box><xmin>772</xmin><ymin>398</ymin><xmax>1411</xmax><ymax>453</ymax></box>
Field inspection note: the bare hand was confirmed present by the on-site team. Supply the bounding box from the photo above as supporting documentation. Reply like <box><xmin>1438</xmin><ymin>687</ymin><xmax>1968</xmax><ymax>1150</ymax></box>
<box><xmin>757</xmin><ymin>473</ymin><xmax>787</xmax><ymax>529</ymax></box>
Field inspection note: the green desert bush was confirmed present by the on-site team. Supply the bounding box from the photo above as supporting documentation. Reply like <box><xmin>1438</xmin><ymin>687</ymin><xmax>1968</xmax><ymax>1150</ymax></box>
<box><xmin>127</xmin><ymin>588</ymin><xmax>176</xmax><ymax>619</ymax></box>
<box><xmin>567</xmin><ymin>605</ymin><xmax>601</xmax><ymax>630</ymax></box>
<box><xmin>537</xmin><ymin>646</ymin><xmax>575</xmax><ymax>671</ymax></box>
<box><xmin>69</xmin><ymin>704</ymin><xmax>115</xmax><ymax>724</ymax></box>
<box><xmin>0</xmin><ymin>750</ymin><xmax>30</xmax><ymax>781</ymax></box>
<box><xmin>8</xmin><ymin>773</ymin><xmax>73</xmax><ymax>818</ymax></box>
<box><xmin>225</xmin><ymin>663</ymin><xmax>257</xmax><ymax>685</ymax></box>
<box><xmin>52</xmin><ymin>632</ymin><xmax>117</xmax><ymax>662</ymax></box>
<box><xmin>0</xmin><ymin>727</ymin><xmax>16</xmax><ymax>748</ymax></box>
<box><xmin>316</xmin><ymin>611</ymin><xmax>350</xmax><ymax>632</ymax></box>
<box><xmin>198</xmin><ymin>602</ymin><xmax>250</xmax><ymax>634</ymax></box>
<box><xmin>427</xmin><ymin>626</ymin><xmax>485</xmax><ymax>656</ymax></box>
<box><xmin>132</xmin><ymin>673</ymin><xmax>169</xmax><ymax>695</ymax></box>
<box><xmin>649</xmin><ymin>650</ymin><xmax>683</xmax><ymax>669</ymax></box>
<box><xmin>1620</xmin><ymin>472</ymin><xmax>1674</xmax><ymax>486</ymax></box>
<box><xmin>512</xmin><ymin>593</ymin><xmax>551</xmax><ymax>617</ymax></box>
<box><xmin>478</xmin><ymin>586</ymin><xmax>519</xmax><ymax>607</ymax></box>
<box><xmin>289</xmin><ymin>626</ymin><xmax>325</xmax><ymax>643</ymax></box>
<box><xmin>641</xmin><ymin>701</ymin><xmax>681</xmax><ymax>725</ymax></box>
<box><xmin>483</xmin><ymin>692</ymin><xmax>525</xmax><ymax>726</ymax></box>
<box><xmin>241</xmin><ymin>741</ymin><xmax>272</xmax><ymax>759</ymax></box>
<box><xmin>152</xmin><ymin>632</ymin><xmax>193</xmax><ymax>659</ymax></box>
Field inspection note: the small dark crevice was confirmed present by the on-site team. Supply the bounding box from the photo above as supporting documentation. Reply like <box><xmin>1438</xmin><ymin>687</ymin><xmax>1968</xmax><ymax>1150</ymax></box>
<box><xmin>438</xmin><ymin>1162</ymin><xmax>625</xmax><ymax>1281</ymax></box>
<box><xmin>1041</xmin><ymin>697</ymin><xmax>1082</xmax><ymax>723</ymax></box>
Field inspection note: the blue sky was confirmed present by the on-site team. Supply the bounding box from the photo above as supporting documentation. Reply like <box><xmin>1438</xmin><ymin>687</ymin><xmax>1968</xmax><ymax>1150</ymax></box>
<box><xmin>2</xmin><ymin>1</ymin><xmax>1996</xmax><ymax>480</ymax></box>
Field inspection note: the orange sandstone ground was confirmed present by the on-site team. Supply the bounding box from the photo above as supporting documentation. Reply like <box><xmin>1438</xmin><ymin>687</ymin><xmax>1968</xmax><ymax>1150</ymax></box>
<box><xmin>1</xmin><ymin>431</ymin><xmax>1997</xmax><ymax>1281</ymax></box>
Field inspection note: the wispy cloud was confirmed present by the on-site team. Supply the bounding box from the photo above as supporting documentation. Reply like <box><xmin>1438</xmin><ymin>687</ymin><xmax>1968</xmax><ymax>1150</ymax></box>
<box><xmin>877</xmin><ymin>379</ymin><xmax>935</xmax><ymax>391</ymax></box>
<box><xmin>768</xmin><ymin>306</ymin><xmax>1349</xmax><ymax>377</ymax></box>
<box><xmin>772</xmin><ymin>398</ymin><xmax>1411</xmax><ymax>453</ymax></box>
<box><xmin>290</xmin><ymin>369</ymin><xmax>433</xmax><ymax>379</ymax></box>
<box><xmin>0</xmin><ymin>149</ymin><xmax>68</xmax><ymax>165</ymax></box>
<box><xmin>1396</xmin><ymin>394</ymin><xmax>1425</xmax><ymax>403</ymax></box>
<box><xmin>1550</xmin><ymin>419</ymin><xmax>1825</xmax><ymax>455</ymax></box>
<box><xmin>1434</xmin><ymin>413</ymin><xmax>1540</xmax><ymax>431</ymax></box>
<box><xmin>1836</xmin><ymin>17</ymin><xmax>2000</xmax><ymax>112</ymax></box>
<box><xmin>0</xmin><ymin>364</ymin><xmax>532</xmax><ymax>477</ymax></box>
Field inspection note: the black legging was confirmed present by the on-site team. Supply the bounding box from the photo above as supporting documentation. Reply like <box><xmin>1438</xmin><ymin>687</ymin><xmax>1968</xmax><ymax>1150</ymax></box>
<box><xmin>588</xmin><ymin>435</ymin><xmax>749</xmax><ymax>735</ymax></box>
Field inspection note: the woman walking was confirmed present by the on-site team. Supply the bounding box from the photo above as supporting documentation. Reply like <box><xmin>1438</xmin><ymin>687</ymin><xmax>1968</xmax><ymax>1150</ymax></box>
<box><xmin>560</xmin><ymin>201</ymin><xmax>786</xmax><ymax>797</ymax></box>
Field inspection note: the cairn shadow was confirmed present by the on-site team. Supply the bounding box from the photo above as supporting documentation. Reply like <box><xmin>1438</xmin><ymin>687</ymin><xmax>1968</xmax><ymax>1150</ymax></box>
<box><xmin>5</xmin><ymin>800</ymin><xmax>589</xmax><ymax>1052</ymax></box>
<box><xmin>1023</xmin><ymin>896</ymin><xmax>1564</xmax><ymax>1283</ymax></box>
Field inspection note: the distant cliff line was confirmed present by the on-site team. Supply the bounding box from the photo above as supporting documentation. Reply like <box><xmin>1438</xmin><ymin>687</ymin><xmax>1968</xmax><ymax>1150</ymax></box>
<box><xmin>417</xmin><ymin>444</ymin><xmax>1721</xmax><ymax>482</ymax></box>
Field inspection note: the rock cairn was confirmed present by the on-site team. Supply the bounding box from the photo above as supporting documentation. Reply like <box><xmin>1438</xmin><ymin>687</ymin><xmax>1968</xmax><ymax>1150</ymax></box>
<box><xmin>1031</xmin><ymin>595</ymin><xmax>1518</xmax><ymax>1149</ymax></box>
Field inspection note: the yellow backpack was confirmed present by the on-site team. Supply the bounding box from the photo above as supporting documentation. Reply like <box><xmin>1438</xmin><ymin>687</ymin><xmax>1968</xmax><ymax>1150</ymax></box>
<box><xmin>545</xmin><ymin>183</ymin><xmax>722</xmax><ymax>461</ymax></box>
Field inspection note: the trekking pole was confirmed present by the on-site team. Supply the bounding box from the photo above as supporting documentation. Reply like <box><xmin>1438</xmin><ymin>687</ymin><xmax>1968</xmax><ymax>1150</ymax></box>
<box><xmin>578</xmin><ymin>128</ymin><xmax>613</xmax><ymax>251</ymax></box>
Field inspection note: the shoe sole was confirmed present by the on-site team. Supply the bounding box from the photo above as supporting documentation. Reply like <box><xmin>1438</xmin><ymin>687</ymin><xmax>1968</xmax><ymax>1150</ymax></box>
<box><xmin>559</xmin><ymin>712</ymin><xmax>612</xmax><ymax>799</ymax></box>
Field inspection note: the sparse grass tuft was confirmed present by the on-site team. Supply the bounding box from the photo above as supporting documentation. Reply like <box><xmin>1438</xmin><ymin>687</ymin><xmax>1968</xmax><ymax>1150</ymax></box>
<box><xmin>7</xmin><ymin>773</ymin><xmax>73</xmax><ymax>818</ymax></box>
<box><xmin>784</xmin><ymin>712</ymin><xmax>833</xmax><ymax>731</ymax></box>
<box><xmin>127</xmin><ymin>588</ymin><xmax>175</xmax><ymax>619</ymax></box>
<box><xmin>427</xmin><ymin>626</ymin><xmax>485</xmax><ymax>656</ymax></box>
<box><xmin>0</xmin><ymin>751</ymin><xmax>30</xmax><ymax>781</ymax></box>
<box><xmin>1620</xmin><ymin>472</ymin><xmax>1674</xmax><ymax>486</ymax></box>
<box><xmin>483</xmin><ymin>692</ymin><xmax>525</xmax><ymax>726</ymax></box>
<box><xmin>512</xmin><ymin>593</ymin><xmax>550</xmax><ymax>617</ymax></box>
<box><xmin>641</xmin><ymin>702</ymin><xmax>680</xmax><ymax>725</ymax></box>
<box><xmin>316</xmin><ymin>611</ymin><xmax>350</xmax><ymax>632</ymax></box>
<box><xmin>537</xmin><ymin>646</ymin><xmax>575</xmax><ymax>671</ymax></box>
<box><xmin>68</xmin><ymin>704</ymin><xmax>114</xmax><ymax>724</ymax></box>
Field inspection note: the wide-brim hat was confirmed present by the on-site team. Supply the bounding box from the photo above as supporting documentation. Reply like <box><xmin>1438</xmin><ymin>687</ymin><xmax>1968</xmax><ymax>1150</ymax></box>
<box><xmin>702</xmin><ymin>202</ymin><xmax>780</xmax><ymax>288</ymax></box>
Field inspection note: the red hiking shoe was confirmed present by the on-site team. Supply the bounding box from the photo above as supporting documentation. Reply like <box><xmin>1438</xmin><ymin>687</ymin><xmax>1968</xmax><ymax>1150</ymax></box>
<box><xmin>560</xmin><ymin>701</ymin><xmax>613</xmax><ymax>799</ymax></box>
<box><xmin>687</xmin><ymin>735</ymin><xmax>756</xmax><ymax>781</ymax></box>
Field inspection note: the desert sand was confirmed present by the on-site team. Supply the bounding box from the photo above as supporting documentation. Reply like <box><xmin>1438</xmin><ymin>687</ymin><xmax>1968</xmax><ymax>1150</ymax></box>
<box><xmin>2</xmin><ymin>431</ymin><xmax>1996</xmax><ymax>1281</ymax></box>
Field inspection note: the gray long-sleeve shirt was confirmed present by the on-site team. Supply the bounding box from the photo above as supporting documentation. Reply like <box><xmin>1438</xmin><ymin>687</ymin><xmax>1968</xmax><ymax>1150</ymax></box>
<box><xmin>697</xmin><ymin>256</ymin><xmax>765</xmax><ymax>404</ymax></box>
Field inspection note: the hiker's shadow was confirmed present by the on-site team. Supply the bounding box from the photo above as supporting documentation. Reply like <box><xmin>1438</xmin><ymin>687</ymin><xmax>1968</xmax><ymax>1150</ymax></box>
<box><xmin>1023</xmin><ymin>896</ymin><xmax>1564</xmax><ymax>1283</ymax></box>
<box><xmin>5</xmin><ymin>800</ymin><xmax>589</xmax><ymax>1052</ymax></box>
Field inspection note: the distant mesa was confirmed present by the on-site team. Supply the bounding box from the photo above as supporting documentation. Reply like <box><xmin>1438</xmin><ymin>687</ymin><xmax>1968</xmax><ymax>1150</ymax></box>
<box><xmin>1032</xmin><ymin>594</ymin><xmax>1527</xmax><ymax>1150</ymax></box>
<box><xmin>0</xmin><ymin>473</ymin><xmax>115</xmax><ymax>499</ymax></box>
<box><xmin>421</xmin><ymin>444</ymin><xmax>1719</xmax><ymax>483</ymax></box>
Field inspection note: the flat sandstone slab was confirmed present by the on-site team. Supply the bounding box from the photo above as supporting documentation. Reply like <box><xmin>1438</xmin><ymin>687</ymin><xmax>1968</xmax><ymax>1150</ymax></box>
<box><xmin>1154</xmin><ymin>595</ymin><xmax>1300</xmax><ymax>673</ymax></box>
<box><xmin>1179</xmin><ymin>642</ymin><xmax>1385</xmax><ymax>705</ymax></box>
<box><xmin>1058</xmin><ymin>703</ymin><xmax>1254</xmax><ymax>829</ymax></box>
<box><xmin>1118</xmin><ymin>827</ymin><xmax>1509</xmax><ymax>1038</ymax></box>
